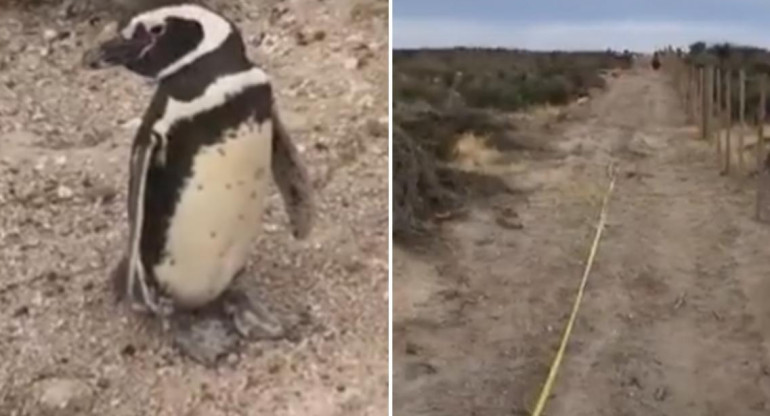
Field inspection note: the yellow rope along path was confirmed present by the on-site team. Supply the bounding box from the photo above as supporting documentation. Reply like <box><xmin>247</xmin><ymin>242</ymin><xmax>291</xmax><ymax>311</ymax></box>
<box><xmin>531</xmin><ymin>162</ymin><xmax>618</xmax><ymax>416</ymax></box>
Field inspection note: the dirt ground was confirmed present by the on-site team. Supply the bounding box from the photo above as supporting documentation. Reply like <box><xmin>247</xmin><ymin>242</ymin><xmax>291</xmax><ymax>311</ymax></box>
<box><xmin>0</xmin><ymin>1</ymin><xmax>388</xmax><ymax>415</ymax></box>
<box><xmin>394</xmin><ymin>63</ymin><xmax>770</xmax><ymax>415</ymax></box>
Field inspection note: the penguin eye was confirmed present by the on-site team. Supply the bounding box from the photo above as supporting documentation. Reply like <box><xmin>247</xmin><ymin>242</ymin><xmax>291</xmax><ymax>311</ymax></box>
<box><xmin>149</xmin><ymin>24</ymin><xmax>165</xmax><ymax>36</ymax></box>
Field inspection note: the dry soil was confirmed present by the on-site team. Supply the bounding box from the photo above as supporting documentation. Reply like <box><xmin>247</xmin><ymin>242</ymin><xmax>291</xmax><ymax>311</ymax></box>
<box><xmin>394</xmin><ymin>62</ymin><xmax>770</xmax><ymax>415</ymax></box>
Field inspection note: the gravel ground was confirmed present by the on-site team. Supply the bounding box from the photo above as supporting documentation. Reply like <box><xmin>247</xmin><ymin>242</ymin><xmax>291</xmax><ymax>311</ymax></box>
<box><xmin>0</xmin><ymin>1</ymin><xmax>388</xmax><ymax>415</ymax></box>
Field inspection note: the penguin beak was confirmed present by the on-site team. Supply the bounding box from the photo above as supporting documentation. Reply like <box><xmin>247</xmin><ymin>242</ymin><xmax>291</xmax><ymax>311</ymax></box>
<box><xmin>82</xmin><ymin>35</ymin><xmax>152</xmax><ymax>69</ymax></box>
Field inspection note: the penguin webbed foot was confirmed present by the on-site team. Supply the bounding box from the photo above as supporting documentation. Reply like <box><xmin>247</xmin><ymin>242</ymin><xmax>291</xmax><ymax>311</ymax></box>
<box><xmin>168</xmin><ymin>309</ymin><xmax>240</xmax><ymax>367</ymax></box>
<box><xmin>167</xmin><ymin>280</ymin><xmax>286</xmax><ymax>366</ymax></box>
<box><xmin>221</xmin><ymin>287</ymin><xmax>285</xmax><ymax>340</ymax></box>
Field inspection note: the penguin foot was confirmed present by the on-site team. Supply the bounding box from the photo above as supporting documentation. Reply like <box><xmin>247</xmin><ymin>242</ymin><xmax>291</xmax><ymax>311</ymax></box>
<box><xmin>221</xmin><ymin>288</ymin><xmax>285</xmax><ymax>340</ymax></box>
<box><xmin>168</xmin><ymin>308</ymin><xmax>240</xmax><ymax>367</ymax></box>
<box><xmin>167</xmin><ymin>287</ymin><xmax>286</xmax><ymax>366</ymax></box>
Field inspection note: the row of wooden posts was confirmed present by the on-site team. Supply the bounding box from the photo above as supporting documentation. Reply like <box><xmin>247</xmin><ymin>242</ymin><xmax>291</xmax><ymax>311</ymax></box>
<box><xmin>662</xmin><ymin>54</ymin><xmax>770</xmax><ymax>222</ymax></box>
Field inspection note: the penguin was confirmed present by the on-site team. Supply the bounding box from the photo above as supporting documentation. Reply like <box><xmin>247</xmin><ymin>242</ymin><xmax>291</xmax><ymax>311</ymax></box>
<box><xmin>82</xmin><ymin>3</ymin><xmax>314</xmax><ymax>362</ymax></box>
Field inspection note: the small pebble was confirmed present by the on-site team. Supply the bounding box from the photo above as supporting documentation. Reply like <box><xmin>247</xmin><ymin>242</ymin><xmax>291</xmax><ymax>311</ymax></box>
<box><xmin>31</xmin><ymin>377</ymin><xmax>95</xmax><ymax>415</ymax></box>
<box><xmin>121</xmin><ymin>344</ymin><xmax>137</xmax><ymax>357</ymax></box>
<box><xmin>56</xmin><ymin>185</ymin><xmax>74</xmax><ymax>199</ymax></box>
<box><xmin>344</xmin><ymin>58</ymin><xmax>359</xmax><ymax>70</ymax></box>
<box><xmin>12</xmin><ymin>305</ymin><xmax>29</xmax><ymax>317</ymax></box>
<box><xmin>43</xmin><ymin>29</ymin><xmax>58</xmax><ymax>42</ymax></box>
<box><xmin>96</xmin><ymin>378</ymin><xmax>110</xmax><ymax>389</ymax></box>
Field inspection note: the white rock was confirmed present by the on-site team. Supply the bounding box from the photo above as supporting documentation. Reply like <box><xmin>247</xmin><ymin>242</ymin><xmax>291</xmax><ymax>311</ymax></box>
<box><xmin>35</xmin><ymin>157</ymin><xmax>48</xmax><ymax>171</ymax></box>
<box><xmin>43</xmin><ymin>29</ymin><xmax>58</xmax><ymax>42</ymax></box>
<box><xmin>346</xmin><ymin>34</ymin><xmax>364</xmax><ymax>45</ymax></box>
<box><xmin>344</xmin><ymin>57</ymin><xmax>359</xmax><ymax>70</ymax></box>
<box><xmin>56</xmin><ymin>185</ymin><xmax>74</xmax><ymax>199</ymax></box>
<box><xmin>29</xmin><ymin>377</ymin><xmax>94</xmax><ymax>416</ymax></box>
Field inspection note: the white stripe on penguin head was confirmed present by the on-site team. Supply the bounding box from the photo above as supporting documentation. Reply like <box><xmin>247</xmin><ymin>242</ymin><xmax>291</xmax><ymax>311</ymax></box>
<box><xmin>153</xmin><ymin>66</ymin><xmax>270</xmax><ymax>137</ymax></box>
<box><xmin>121</xmin><ymin>4</ymin><xmax>233</xmax><ymax>79</ymax></box>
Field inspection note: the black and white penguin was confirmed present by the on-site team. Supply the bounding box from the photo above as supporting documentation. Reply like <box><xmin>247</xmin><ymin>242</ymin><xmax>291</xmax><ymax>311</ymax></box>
<box><xmin>83</xmin><ymin>3</ymin><xmax>314</xmax><ymax>358</ymax></box>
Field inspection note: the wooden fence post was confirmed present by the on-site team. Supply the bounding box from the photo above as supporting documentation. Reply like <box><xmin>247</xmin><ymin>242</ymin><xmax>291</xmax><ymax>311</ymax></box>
<box><xmin>685</xmin><ymin>64</ymin><xmax>693</xmax><ymax>120</ymax></box>
<box><xmin>739</xmin><ymin>69</ymin><xmax>746</xmax><ymax>173</ymax></box>
<box><xmin>715</xmin><ymin>67</ymin><xmax>721</xmax><ymax>119</ymax></box>
<box><xmin>697</xmin><ymin>66</ymin><xmax>703</xmax><ymax>130</ymax></box>
<box><xmin>680</xmin><ymin>60</ymin><xmax>687</xmax><ymax>100</ymax></box>
<box><xmin>756</xmin><ymin>73</ymin><xmax>767</xmax><ymax>221</ymax></box>
<box><xmin>676</xmin><ymin>59</ymin><xmax>690</xmax><ymax>109</ymax></box>
<box><xmin>684</xmin><ymin>65</ymin><xmax>690</xmax><ymax>119</ymax></box>
<box><xmin>758</xmin><ymin>74</ymin><xmax>766</xmax><ymax>173</ymax></box>
<box><xmin>725</xmin><ymin>69</ymin><xmax>732</xmax><ymax>174</ymax></box>
<box><xmin>690</xmin><ymin>65</ymin><xmax>697</xmax><ymax>122</ymax></box>
<box><xmin>702</xmin><ymin>66</ymin><xmax>711</xmax><ymax>141</ymax></box>
<box><xmin>711</xmin><ymin>67</ymin><xmax>722</xmax><ymax>160</ymax></box>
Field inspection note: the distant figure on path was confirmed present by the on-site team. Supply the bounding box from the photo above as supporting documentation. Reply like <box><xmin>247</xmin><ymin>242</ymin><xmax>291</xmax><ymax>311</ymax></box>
<box><xmin>652</xmin><ymin>52</ymin><xmax>661</xmax><ymax>70</ymax></box>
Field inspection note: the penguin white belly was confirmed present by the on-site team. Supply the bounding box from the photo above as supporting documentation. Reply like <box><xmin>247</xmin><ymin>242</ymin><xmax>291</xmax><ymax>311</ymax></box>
<box><xmin>153</xmin><ymin>120</ymin><xmax>272</xmax><ymax>308</ymax></box>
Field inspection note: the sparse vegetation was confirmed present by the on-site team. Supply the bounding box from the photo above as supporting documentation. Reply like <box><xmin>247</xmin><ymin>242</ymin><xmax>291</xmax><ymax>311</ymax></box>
<box><xmin>393</xmin><ymin>48</ymin><xmax>634</xmax><ymax>241</ymax></box>
<box><xmin>395</xmin><ymin>48</ymin><xmax>633</xmax><ymax>112</ymax></box>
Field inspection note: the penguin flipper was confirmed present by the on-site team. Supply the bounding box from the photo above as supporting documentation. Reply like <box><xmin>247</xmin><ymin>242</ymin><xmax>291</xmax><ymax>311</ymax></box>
<box><xmin>122</xmin><ymin>135</ymin><xmax>163</xmax><ymax>313</ymax></box>
<box><xmin>270</xmin><ymin>107</ymin><xmax>315</xmax><ymax>239</ymax></box>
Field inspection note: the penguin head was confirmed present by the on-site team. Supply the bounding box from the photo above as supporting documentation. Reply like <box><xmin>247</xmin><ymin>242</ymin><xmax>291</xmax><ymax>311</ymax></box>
<box><xmin>83</xmin><ymin>4</ymin><xmax>245</xmax><ymax>80</ymax></box>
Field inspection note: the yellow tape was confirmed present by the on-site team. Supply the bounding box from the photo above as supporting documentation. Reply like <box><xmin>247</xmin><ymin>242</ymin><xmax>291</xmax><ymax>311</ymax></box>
<box><xmin>531</xmin><ymin>163</ymin><xmax>617</xmax><ymax>416</ymax></box>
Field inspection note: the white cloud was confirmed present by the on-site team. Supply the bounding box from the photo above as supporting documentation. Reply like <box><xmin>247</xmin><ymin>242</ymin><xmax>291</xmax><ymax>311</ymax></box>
<box><xmin>393</xmin><ymin>18</ymin><xmax>770</xmax><ymax>52</ymax></box>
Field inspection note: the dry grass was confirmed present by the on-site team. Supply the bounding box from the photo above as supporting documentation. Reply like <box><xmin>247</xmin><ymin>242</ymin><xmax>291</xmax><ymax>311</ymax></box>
<box><xmin>451</xmin><ymin>132</ymin><xmax>502</xmax><ymax>169</ymax></box>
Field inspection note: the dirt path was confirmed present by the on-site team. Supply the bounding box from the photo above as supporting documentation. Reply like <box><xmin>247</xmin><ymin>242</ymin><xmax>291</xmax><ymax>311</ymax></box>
<box><xmin>394</xmin><ymin>65</ymin><xmax>770</xmax><ymax>415</ymax></box>
<box><xmin>0</xmin><ymin>2</ymin><xmax>387</xmax><ymax>415</ymax></box>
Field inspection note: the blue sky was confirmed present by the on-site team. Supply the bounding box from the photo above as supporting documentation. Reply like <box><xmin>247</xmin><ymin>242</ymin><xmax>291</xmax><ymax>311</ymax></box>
<box><xmin>393</xmin><ymin>0</ymin><xmax>770</xmax><ymax>52</ymax></box>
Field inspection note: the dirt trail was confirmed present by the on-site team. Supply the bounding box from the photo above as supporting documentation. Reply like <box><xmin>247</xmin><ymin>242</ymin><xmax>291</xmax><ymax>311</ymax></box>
<box><xmin>394</xmin><ymin>64</ymin><xmax>770</xmax><ymax>415</ymax></box>
<box><xmin>0</xmin><ymin>2</ymin><xmax>387</xmax><ymax>415</ymax></box>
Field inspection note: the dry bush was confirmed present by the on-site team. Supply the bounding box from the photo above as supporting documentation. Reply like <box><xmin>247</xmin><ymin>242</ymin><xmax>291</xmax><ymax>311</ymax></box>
<box><xmin>392</xmin><ymin>48</ymin><xmax>624</xmax><ymax>240</ymax></box>
<box><xmin>451</xmin><ymin>132</ymin><xmax>501</xmax><ymax>169</ymax></box>
<box><xmin>394</xmin><ymin>48</ymin><xmax>630</xmax><ymax>113</ymax></box>
<box><xmin>392</xmin><ymin>124</ymin><xmax>459</xmax><ymax>241</ymax></box>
